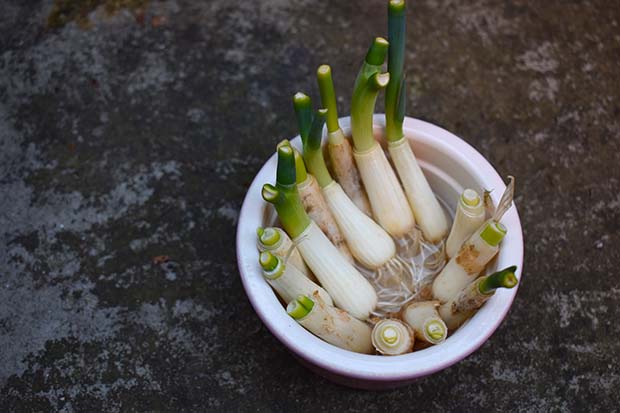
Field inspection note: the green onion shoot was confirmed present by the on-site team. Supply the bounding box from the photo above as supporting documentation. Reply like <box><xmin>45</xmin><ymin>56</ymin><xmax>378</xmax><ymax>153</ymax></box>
<box><xmin>262</xmin><ymin>145</ymin><xmax>377</xmax><ymax>320</ymax></box>
<box><xmin>384</xmin><ymin>0</ymin><xmax>449</xmax><ymax>243</ymax></box>
<box><xmin>351</xmin><ymin>37</ymin><xmax>417</xmax><ymax>243</ymax></box>
<box><xmin>316</xmin><ymin>64</ymin><xmax>373</xmax><ymax>216</ymax></box>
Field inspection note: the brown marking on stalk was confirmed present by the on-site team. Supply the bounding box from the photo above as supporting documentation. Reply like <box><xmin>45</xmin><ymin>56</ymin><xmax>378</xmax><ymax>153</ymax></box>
<box><xmin>298</xmin><ymin>176</ymin><xmax>353</xmax><ymax>261</ymax></box>
<box><xmin>455</xmin><ymin>244</ymin><xmax>481</xmax><ymax>274</ymax></box>
<box><xmin>416</xmin><ymin>283</ymin><xmax>434</xmax><ymax>301</ymax></box>
<box><xmin>453</xmin><ymin>281</ymin><xmax>492</xmax><ymax>313</ymax></box>
<box><xmin>328</xmin><ymin>139</ymin><xmax>373</xmax><ymax>216</ymax></box>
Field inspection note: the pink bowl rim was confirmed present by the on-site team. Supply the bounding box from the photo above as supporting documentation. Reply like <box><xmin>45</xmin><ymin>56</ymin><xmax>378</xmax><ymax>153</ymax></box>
<box><xmin>236</xmin><ymin>115</ymin><xmax>524</xmax><ymax>382</ymax></box>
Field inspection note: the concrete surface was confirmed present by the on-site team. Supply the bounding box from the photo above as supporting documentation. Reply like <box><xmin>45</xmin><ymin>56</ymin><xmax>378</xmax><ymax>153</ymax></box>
<box><xmin>1</xmin><ymin>0</ymin><xmax>619</xmax><ymax>411</ymax></box>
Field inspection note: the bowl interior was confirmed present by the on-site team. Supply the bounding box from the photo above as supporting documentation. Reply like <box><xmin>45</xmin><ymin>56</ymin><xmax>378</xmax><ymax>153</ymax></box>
<box><xmin>236</xmin><ymin>115</ymin><xmax>523</xmax><ymax>381</ymax></box>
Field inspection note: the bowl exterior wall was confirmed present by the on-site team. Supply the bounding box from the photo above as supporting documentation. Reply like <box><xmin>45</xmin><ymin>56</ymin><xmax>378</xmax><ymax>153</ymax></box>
<box><xmin>236</xmin><ymin>115</ymin><xmax>524</xmax><ymax>389</ymax></box>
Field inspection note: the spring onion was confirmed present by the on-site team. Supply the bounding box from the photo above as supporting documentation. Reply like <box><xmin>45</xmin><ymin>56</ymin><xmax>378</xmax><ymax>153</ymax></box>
<box><xmin>278</xmin><ymin>142</ymin><xmax>353</xmax><ymax>262</ymax></box>
<box><xmin>401</xmin><ymin>300</ymin><xmax>447</xmax><ymax>345</ymax></box>
<box><xmin>432</xmin><ymin>220</ymin><xmax>507</xmax><ymax>303</ymax></box>
<box><xmin>439</xmin><ymin>266</ymin><xmax>518</xmax><ymax>330</ymax></box>
<box><xmin>317</xmin><ymin>64</ymin><xmax>373</xmax><ymax>217</ymax></box>
<box><xmin>262</xmin><ymin>145</ymin><xmax>377</xmax><ymax>320</ymax></box>
<box><xmin>371</xmin><ymin>318</ymin><xmax>414</xmax><ymax>355</ymax></box>
<box><xmin>256</xmin><ymin>226</ymin><xmax>313</xmax><ymax>280</ymax></box>
<box><xmin>259</xmin><ymin>251</ymin><xmax>333</xmax><ymax>306</ymax></box>
<box><xmin>351</xmin><ymin>37</ymin><xmax>417</xmax><ymax>242</ymax></box>
<box><xmin>287</xmin><ymin>293</ymin><xmax>374</xmax><ymax>354</ymax></box>
<box><xmin>298</xmin><ymin>98</ymin><xmax>399</xmax><ymax>271</ymax></box>
<box><xmin>445</xmin><ymin>189</ymin><xmax>485</xmax><ymax>258</ymax></box>
<box><xmin>384</xmin><ymin>0</ymin><xmax>449</xmax><ymax>243</ymax></box>
<box><xmin>291</xmin><ymin>96</ymin><xmax>354</xmax><ymax>261</ymax></box>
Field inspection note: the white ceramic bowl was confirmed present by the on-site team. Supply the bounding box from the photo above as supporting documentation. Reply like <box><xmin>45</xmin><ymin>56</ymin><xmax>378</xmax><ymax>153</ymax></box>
<box><xmin>236</xmin><ymin>115</ymin><xmax>523</xmax><ymax>389</ymax></box>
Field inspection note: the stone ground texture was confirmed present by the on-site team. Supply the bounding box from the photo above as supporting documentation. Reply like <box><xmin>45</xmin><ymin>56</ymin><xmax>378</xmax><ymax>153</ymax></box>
<box><xmin>1</xmin><ymin>0</ymin><xmax>619</xmax><ymax>411</ymax></box>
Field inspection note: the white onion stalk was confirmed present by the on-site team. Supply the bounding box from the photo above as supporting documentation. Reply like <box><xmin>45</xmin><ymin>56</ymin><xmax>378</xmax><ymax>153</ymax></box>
<box><xmin>401</xmin><ymin>300</ymin><xmax>447</xmax><ymax>345</ymax></box>
<box><xmin>287</xmin><ymin>293</ymin><xmax>373</xmax><ymax>354</ymax></box>
<box><xmin>439</xmin><ymin>266</ymin><xmax>518</xmax><ymax>330</ymax></box>
<box><xmin>262</xmin><ymin>146</ymin><xmax>377</xmax><ymax>320</ymax></box>
<box><xmin>387</xmin><ymin>138</ymin><xmax>449</xmax><ymax>243</ymax></box>
<box><xmin>445</xmin><ymin>189</ymin><xmax>485</xmax><ymax>258</ymax></box>
<box><xmin>432</xmin><ymin>220</ymin><xmax>507</xmax><ymax>303</ymax></box>
<box><xmin>384</xmin><ymin>0</ymin><xmax>447</xmax><ymax>245</ymax></box>
<box><xmin>317</xmin><ymin>64</ymin><xmax>373</xmax><ymax>217</ymax></box>
<box><xmin>256</xmin><ymin>226</ymin><xmax>313</xmax><ymax>280</ymax></box>
<box><xmin>351</xmin><ymin>38</ymin><xmax>417</xmax><ymax>245</ymax></box>
<box><xmin>371</xmin><ymin>318</ymin><xmax>414</xmax><ymax>355</ymax></box>
<box><xmin>322</xmin><ymin>181</ymin><xmax>397</xmax><ymax>269</ymax></box>
<box><xmin>259</xmin><ymin>251</ymin><xmax>333</xmax><ymax>306</ymax></box>
<box><xmin>294</xmin><ymin>221</ymin><xmax>377</xmax><ymax>320</ymax></box>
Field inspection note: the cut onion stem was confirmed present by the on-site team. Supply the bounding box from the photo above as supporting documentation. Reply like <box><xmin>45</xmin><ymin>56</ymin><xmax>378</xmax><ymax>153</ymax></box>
<box><xmin>445</xmin><ymin>189</ymin><xmax>486</xmax><ymax>258</ymax></box>
<box><xmin>288</xmin><ymin>293</ymin><xmax>374</xmax><ymax>354</ymax></box>
<box><xmin>439</xmin><ymin>266</ymin><xmax>518</xmax><ymax>330</ymax></box>
<box><xmin>317</xmin><ymin>64</ymin><xmax>373</xmax><ymax>216</ymax></box>
<box><xmin>401</xmin><ymin>300</ymin><xmax>447</xmax><ymax>345</ymax></box>
<box><xmin>432</xmin><ymin>220</ymin><xmax>508</xmax><ymax>303</ymax></box>
<box><xmin>263</xmin><ymin>146</ymin><xmax>377</xmax><ymax>320</ymax></box>
<box><xmin>256</xmin><ymin>226</ymin><xmax>313</xmax><ymax>280</ymax></box>
<box><xmin>371</xmin><ymin>318</ymin><xmax>414</xmax><ymax>355</ymax></box>
<box><xmin>259</xmin><ymin>251</ymin><xmax>332</xmax><ymax>306</ymax></box>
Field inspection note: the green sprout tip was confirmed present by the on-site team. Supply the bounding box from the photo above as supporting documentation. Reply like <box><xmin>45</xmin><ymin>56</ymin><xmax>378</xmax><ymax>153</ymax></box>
<box><xmin>317</xmin><ymin>64</ymin><xmax>340</xmax><ymax>133</ymax></box>
<box><xmin>262</xmin><ymin>147</ymin><xmax>311</xmax><ymax>238</ymax></box>
<box><xmin>287</xmin><ymin>295</ymin><xmax>315</xmax><ymax>319</ymax></box>
<box><xmin>351</xmin><ymin>38</ymin><xmax>390</xmax><ymax>152</ymax></box>
<box><xmin>479</xmin><ymin>266</ymin><xmax>518</xmax><ymax>295</ymax></box>
<box><xmin>386</xmin><ymin>0</ymin><xmax>407</xmax><ymax>142</ymax></box>
<box><xmin>293</xmin><ymin>92</ymin><xmax>313</xmax><ymax>144</ymax></box>
<box><xmin>303</xmin><ymin>108</ymin><xmax>333</xmax><ymax>188</ymax></box>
